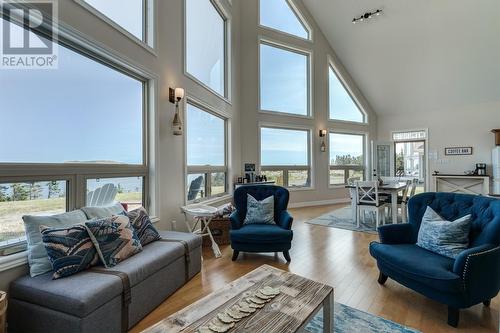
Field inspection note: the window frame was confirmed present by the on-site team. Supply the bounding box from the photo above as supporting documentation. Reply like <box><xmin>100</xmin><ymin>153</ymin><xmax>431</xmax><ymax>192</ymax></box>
<box><xmin>74</xmin><ymin>0</ymin><xmax>157</xmax><ymax>55</ymax></box>
<box><xmin>257</xmin><ymin>0</ymin><xmax>313</xmax><ymax>42</ymax></box>
<box><xmin>258</xmin><ymin>38</ymin><xmax>313</xmax><ymax>119</ymax></box>
<box><xmin>0</xmin><ymin>13</ymin><xmax>157</xmax><ymax>255</ymax></box>
<box><xmin>259</xmin><ymin>124</ymin><xmax>313</xmax><ymax>190</ymax></box>
<box><xmin>327</xmin><ymin>59</ymin><xmax>368</xmax><ymax>125</ymax></box>
<box><xmin>328</xmin><ymin>130</ymin><xmax>368</xmax><ymax>187</ymax></box>
<box><xmin>185</xmin><ymin>98</ymin><xmax>229</xmax><ymax>203</ymax></box>
<box><xmin>183</xmin><ymin>0</ymin><xmax>231</xmax><ymax>102</ymax></box>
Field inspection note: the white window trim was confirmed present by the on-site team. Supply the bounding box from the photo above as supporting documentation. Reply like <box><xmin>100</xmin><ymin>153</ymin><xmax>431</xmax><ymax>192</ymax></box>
<box><xmin>184</xmin><ymin>96</ymin><xmax>230</xmax><ymax>204</ymax></box>
<box><xmin>258</xmin><ymin>37</ymin><xmax>313</xmax><ymax>119</ymax></box>
<box><xmin>0</xmin><ymin>14</ymin><xmax>159</xmax><ymax>268</ymax></box>
<box><xmin>327</xmin><ymin>56</ymin><xmax>368</xmax><ymax>125</ymax></box>
<box><xmin>183</xmin><ymin>0</ymin><xmax>232</xmax><ymax>104</ymax></box>
<box><xmin>257</xmin><ymin>0</ymin><xmax>313</xmax><ymax>42</ymax></box>
<box><xmin>258</xmin><ymin>122</ymin><xmax>314</xmax><ymax>190</ymax></box>
<box><xmin>328</xmin><ymin>130</ymin><xmax>369</xmax><ymax>189</ymax></box>
<box><xmin>74</xmin><ymin>0</ymin><xmax>158</xmax><ymax>56</ymax></box>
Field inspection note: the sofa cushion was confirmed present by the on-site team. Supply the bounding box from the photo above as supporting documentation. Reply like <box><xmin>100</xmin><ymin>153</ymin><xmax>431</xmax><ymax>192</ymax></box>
<box><xmin>125</xmin><ymin>207</ymin><xmax>161</xmax><ymax>246</ymax></box>
<box><xmin>230</xmin><ymin>224</ymin><xmax>293</xmax><ymax>244</ymax></box>
<box><xmin>40</xmin><ymin>224</ymin><xmax>100</xmax><ymax>279</ymax></box>
<box><xmin>244</xmin><ymin>194</ymin><xmax>275</xmax><ymax>225</ymax></box>
<box><xmin>80</xmin><ymin>202</ymin><xmax>125</xmax><ymax>219</ymax></box>
<box><xmin>370</xmin><ymin>242</ymin><xmax>462</xmax><ymax>293</ymax></box>
<box><xmin>23</xmin><ymin>210</ymin><xmax>88</xmax><ymax>277</ymax></box>
<box><xmin>416</xmin><ymin>206</ymin><xmax>472</xmax><ymax>259</ymax></box>
<box><xmin>85</xmin><ymin>216</ymin><xmax>142</xmax><ymax>268</ymax></box>
<box><xmin>9</xmin><ymin>236</ymin><xmax>195</xmax><ymax>317</ymax></box>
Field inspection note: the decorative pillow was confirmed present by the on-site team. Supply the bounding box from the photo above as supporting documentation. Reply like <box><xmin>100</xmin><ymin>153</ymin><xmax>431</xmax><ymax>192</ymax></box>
<box><xmin>40</xmin><ymin>225</ymin><xmax>99</xmax><ymax>279</ymax></box>
<box><xmin>215</xmin><ymin>203</ymin><xmax>236</xmax><ymax>218</ymax></box>
<box><xmin>125</xmin><ymin>207</ymin><xmax>161</xmax><ymax>246</ymax></box>
<box><xmin>85</xmin><ymin>215</ymin><xmax>142</xmax><ymax>268</ymax></box>
<box><xmin>244</xmin><ymin>194</ymin><xmax>275</xmax><ymax>225</ymax></box>
<box><xmin>416</xmin><ymin>206</ymin><xmax>472</xmax><ymax>259</ymax></box>
<box><xmin>80</xmin><ymin>202</ymin><xmax>125</xmax><ymax>220</ymax></box>
<box><xmin>23</xmin><ymin>210</ymin><xmax>88</xmax><ymax>277</ymax></box>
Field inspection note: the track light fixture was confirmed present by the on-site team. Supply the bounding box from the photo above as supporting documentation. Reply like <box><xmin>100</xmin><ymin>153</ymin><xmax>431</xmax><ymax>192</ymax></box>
<box><xmin>352</xmin><ymin>9</ymin><xmax>382</xmax><ymax>24</ymax></box>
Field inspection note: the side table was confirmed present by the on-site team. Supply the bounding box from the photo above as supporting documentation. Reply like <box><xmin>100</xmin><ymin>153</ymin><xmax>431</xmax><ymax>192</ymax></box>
<box><xmin>181</xmin><ymin>204</ymin><xmax>222</xmax><ymax>258</ymax></box>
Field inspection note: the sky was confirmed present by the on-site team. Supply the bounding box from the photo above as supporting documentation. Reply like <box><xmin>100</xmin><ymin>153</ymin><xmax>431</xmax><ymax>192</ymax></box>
<box><xmin>0</xmin><ymin>18</ymin><xmax>143</xmax><ymax>164</ymax></box>
<box><xmin>260</xmin><ymin>0</ymin><xmax>308</xmax><ymax>39</ymax></box>
<box><xmin>261</xmin><ymin>127</ymin><xmax>308</xmax><ymax>166</ymax></box>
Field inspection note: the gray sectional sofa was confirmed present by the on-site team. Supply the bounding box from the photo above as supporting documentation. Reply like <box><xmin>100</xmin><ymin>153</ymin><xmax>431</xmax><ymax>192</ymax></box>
<box><xmin>8</xmin><ymin>214</ymin><xmax>202</xmax><ymax>333</ymax></box>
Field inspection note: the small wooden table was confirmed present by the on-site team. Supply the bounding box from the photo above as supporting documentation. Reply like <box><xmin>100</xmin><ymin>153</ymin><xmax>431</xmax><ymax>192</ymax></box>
<box><xmin>142</xmin><ymin>265</ymin><xmax>334</xmax><ymax>333</ymax></box>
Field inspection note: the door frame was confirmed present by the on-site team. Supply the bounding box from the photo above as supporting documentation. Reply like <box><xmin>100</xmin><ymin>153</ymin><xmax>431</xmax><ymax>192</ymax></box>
<box><xmin>391</xmin><ymin>128</ymin><xmax>429</xmax><ymax>191</ymax></box>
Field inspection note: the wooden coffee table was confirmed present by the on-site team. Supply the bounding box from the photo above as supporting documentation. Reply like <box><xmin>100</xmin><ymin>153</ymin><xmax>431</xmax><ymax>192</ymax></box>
<box><xmin>142</xmin><ymin>265</ymin><xmax>334</xmax><ymax>333</ymax></box>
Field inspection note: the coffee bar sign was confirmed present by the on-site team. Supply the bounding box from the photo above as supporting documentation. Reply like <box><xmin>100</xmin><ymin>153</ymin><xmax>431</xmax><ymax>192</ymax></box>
<box><xmin>445</xmin><ymin>147</ymin><xmax>473</xmax><ymax>156</ymax></box>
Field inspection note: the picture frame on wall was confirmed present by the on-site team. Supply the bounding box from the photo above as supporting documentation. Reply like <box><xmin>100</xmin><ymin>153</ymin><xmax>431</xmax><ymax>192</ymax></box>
<box><xmin>444</xmin><ymin>147</ymin><xmax>473</xmax><ymax>156</ymax></box>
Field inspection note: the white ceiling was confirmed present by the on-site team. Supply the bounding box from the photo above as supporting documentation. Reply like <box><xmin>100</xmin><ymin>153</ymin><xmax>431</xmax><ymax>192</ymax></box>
<box><xmin>302</xmin><ymin>0</ymin><xmax>500</xmax><ymax>115</ymax></box>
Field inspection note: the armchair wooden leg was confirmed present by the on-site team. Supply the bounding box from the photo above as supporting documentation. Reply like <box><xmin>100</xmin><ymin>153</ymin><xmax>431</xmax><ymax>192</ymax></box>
<box><xmin>231</xmin><ymin>250</ymin><xmax>239</xmax><ymax>261</ymax></box>
<box><xmin>377</xmin><ymin>272</ymin><xmax>388</xmax><ymax>285</ymax></box>
<box><xmin>447</xmin><ymin>306</ymin><xmax>459</xmax><ymax>327</ymax></box>
<box><xmin>283</xmin><ymin>251</ymin><xmax>291</xmax><ymax>262</ymax></box>
<box><xmin>483</xmin><ymin>299</ymin><xmax>491</xmax><ymax>307</ymax></box>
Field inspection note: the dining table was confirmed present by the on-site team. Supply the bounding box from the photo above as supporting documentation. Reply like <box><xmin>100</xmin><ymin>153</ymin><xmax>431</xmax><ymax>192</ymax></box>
<box><xmin>345</xmin><ymin>182</ymin><xmax>409</xmax><ymax>224</ymax></box>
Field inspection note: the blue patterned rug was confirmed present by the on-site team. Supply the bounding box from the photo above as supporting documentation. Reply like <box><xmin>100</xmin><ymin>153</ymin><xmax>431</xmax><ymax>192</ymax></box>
<box><xmin>306</xmin><ymin>207</ymin><xmax>402</xmax><ymax>234</ymax></box>
<box><xmin>306</xmin><ymin>303</ymin><xmax>420</xmax><ymax>333</ymax></box>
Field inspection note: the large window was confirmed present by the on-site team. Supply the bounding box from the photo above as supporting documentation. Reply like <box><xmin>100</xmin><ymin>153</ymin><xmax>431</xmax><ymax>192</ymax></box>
<box><xmin>0</xmin><ymin>17</ymin><xmax>150</xmax><ymax>253</ymax></box>
<box><xmin>260</xmin><ymin>127</ymin><xmax>311</xmax><ymax>188</ymax></box>
<box><xmin>329</xmin><ymin>65</ymin><xmax>365</xmax><ymax>123</ymax></box>
<box><xmin>260</xmin><ymin>41</ymin><xmax>310</xmax><ymax>116</ymax></box>
<box><xmin>259</xmin><ymin>0</ymin><xmax>310</xmax><ymax>40</ymax></box>
<box><xmin>329</xmin><ymin>132</ymin><xmax>365</xmax><ymax>185</ymax></box>
<box><xmin>186</xmin><ymin>0</ymin><xmax>226</xmax><ymax>97</ymax></box>
<box><xmin>186</xmin><ymin>103</ymin><xmax>227</xmax><ymax>202</ymax></box>
<box><xmin>82</xmin><ymin>0</ymin><xmax>149</xmax><ymax>43</ymax></box>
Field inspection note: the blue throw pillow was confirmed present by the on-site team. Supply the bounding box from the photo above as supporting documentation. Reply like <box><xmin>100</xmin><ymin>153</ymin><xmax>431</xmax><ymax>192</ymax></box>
<box><xmin>244</xmin><ymin>194</ymin><xmax>275</xmax><ymax>225</ymax></box>
<box><xmin>125</xmin><ymin>207</ymin><xmax>161</xmax><ymax>246</ymax></box>
<box><xmin>85</xmin><ymin>215</ymin><xmax>142</xmax><ymax>268</ymax></box>
<box><xmin>40</xmin><ymin>224</ymin><xmax>100</xmax><ymax>279</ymax></box>
<box><xmin>416</xmin><ymin>206</ymin><xmax>472</xmax><ymax>259</ymax></box>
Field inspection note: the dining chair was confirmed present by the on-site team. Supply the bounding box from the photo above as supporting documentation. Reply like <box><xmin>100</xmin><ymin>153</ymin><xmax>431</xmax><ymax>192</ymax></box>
<box><xmin>355</xmin><ymin>180</ymin><xmax>389</xmax><ymax>229</ymax></box>
<box><xmin>386</xmin><ymin>179</ymin><xmax>413</xmax><ymax>223</ymax></box>
<box><xmin>347</xmin><ymin>177</ymin><xmax>360</xmax><ymax>223</ymax></box>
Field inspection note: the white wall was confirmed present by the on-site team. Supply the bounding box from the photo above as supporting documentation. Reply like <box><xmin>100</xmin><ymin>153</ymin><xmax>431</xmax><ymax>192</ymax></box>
<box><xmin>377</xmin><ymin>101</ymin><xmax>500</xmax><ymax>190</ymax></box>
<box><xmin>239</xmin><ymin>0</ymin><xmax>378</xmax><ymax>207</ymax></box>
<box><xmin>0</xmin><ymin>0</ymin><xmax>241</xmax><ymax>288</ymax></box>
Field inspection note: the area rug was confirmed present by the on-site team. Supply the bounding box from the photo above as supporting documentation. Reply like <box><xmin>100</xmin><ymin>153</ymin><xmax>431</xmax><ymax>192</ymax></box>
<box><xmin>306</xmin><ymin>206</ymin><xmax>401</xmax><ymax>234</ymax></box>
<box><xmin>306</xmin><ymin>302</ymin><xmax>421</xmax><ymax>333</ymax></box>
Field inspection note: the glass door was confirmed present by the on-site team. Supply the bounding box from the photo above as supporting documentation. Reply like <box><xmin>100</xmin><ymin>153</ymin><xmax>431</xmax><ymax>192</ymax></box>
<box><xmin>371</xmin><ymin>141</ymin><xmax>394</xmax><ymax>179</ymax></box>
<box><xmin>394</xmin><ymin>140</ymin><xmax>426</xmax><ymax>193</ymax></box>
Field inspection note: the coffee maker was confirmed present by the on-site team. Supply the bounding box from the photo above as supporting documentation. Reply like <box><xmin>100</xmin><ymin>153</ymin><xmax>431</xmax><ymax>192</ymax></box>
<box><xmin>475</xmin><ymin>163</ymin><xmax>487</xmax><ymax>176</ymax></box>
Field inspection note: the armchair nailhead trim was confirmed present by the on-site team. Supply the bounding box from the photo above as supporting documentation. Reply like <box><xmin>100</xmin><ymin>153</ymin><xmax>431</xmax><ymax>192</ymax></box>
<box><xmin>462</xmin><ymin>246</ymin><xmax>500</xmax><ymax>291</ymax></box>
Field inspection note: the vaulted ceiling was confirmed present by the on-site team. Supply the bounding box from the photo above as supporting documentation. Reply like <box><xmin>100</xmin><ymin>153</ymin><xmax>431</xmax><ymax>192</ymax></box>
<box><xmin>303</xmin><ymin>0</ymin><xmax>500</xmax><ymax>115</ymax></box>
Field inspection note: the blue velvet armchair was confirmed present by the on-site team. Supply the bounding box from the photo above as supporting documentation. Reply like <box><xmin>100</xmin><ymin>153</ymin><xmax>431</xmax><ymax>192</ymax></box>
<box><xmin>369</xmin><ymin>192</ymin><xmax>500</xmax><ymax>327</ymax></box>
<box><xmin>230</xmin><ymin>185</ymin><xmax>293</xmax><ymax>262</ymax></box>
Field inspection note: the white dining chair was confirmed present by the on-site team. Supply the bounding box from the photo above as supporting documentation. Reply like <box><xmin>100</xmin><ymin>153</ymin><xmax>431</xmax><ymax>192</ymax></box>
<box><xmin>347</xmin><ymin>177</ymin><xmax>360</xmax><ymax>223</ymax></box>
<box><xmin>355</xmin><ymin>180</ymin><xmax>389</xmax><ymax>229</ymax></box>
<box><xmin>386</xmin><ymin>179</ymin><xmax>412</xmax><ymax>223</ymax></box>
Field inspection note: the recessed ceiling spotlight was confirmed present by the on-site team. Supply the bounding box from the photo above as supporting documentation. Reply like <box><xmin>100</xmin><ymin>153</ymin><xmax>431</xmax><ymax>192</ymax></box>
<box><xmin>352</xmin><ymin>9</ymin><xmax>382</xmax><ymax>24</ymax></box>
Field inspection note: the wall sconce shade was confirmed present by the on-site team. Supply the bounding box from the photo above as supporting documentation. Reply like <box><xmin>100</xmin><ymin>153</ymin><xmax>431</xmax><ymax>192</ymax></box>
<box><xmin>319</xmin><ymin>129</ymin><xmax>327</xmax><ymax>137</ymax></box>
<box><xmin>174</xmin><ymin>88</ymin><xmax>185</xmax><ymax>101</ymax></box>
<box><xmin>169</xmin><ymin>87</ymin><xmax>185</xmax><ymax>136</ymax></box>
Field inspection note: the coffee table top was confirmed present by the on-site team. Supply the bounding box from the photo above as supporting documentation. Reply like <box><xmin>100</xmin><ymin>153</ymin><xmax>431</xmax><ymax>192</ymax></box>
<box><xmin>142</xmin><ymin>264</ymin><xmax>333</xmax><ymax>333</ymax></box>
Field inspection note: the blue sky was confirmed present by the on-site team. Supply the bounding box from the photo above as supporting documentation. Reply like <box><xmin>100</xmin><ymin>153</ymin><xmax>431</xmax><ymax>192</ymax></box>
<box><xmin>261</xmin><ymin>128</ymin><xmax>308</xmax><ymax>166</ymax></box>
<box><xmin>260</xmin><ymin>0</ymin><xmax>308</xmax><ymax>39</ymax></box>
<box><xmin>0</xmin><ymin>19</ymin><xmax>143</xmax><ymax>164</ymax></box>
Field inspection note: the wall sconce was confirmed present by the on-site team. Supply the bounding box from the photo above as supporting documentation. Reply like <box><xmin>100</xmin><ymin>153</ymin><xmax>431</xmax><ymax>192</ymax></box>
<box><xmin>169</xmin><ymin>87</ymin><xmax>185</xmax><ymax>136</ymax></box>
<box><xmin>319</xmin><ymin>129</ymin><xmax>327</xmax><ymax>152</ymax></box>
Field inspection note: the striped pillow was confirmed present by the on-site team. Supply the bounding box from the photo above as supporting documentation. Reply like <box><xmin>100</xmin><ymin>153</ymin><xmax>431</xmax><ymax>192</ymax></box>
<box><xmin>125</xmin><ymin>207</ymin><xmax>161</xmax><ymax>246</ymax></box>
<box><xmin>40</xmin><ymin>225</ymin><xmax>100</xmax><ymax>279</ymax></box>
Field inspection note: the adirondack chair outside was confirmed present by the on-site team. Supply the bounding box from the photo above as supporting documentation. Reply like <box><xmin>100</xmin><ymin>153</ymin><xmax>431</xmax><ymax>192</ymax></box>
<box><xmin>86</xmin><ymin>183</ymin><xmax>118</xmax><ymax>207</ymax></box>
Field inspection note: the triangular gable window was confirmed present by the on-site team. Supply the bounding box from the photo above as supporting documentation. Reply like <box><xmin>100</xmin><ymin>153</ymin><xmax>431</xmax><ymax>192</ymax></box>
<box><xmin>329</xmin><ymin>65</ymin><xmax>365</xmax><ymax>123</ymax></box>
<box><xmin>260</xmin><ymin>0</ymin><xmax>310</xmax><ymax>40</ymax></box>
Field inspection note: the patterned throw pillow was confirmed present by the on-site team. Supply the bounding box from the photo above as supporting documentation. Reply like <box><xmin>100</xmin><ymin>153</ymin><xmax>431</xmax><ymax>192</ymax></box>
<box><xmin>40</xmin><ymin>225</ymin><xmax>100</xmax><ymax>279</ymax></box>
<box><xmin>416</xmin><ymin>206</ymin><xmax>472</xmax><ymax>259</ymax></box>
<box><xmin>85</xmin><ymin>215</ymin><xmax>142</xmax><ymax>268</ymax></box>
<box><xmin>125</xmin><ymin>207</ymin><xmax>161</xmax><ymax>246</ymax></box>
<box><xmin>244</xmin><ymin>194</ymin><xmax>275</xmax><ymax>225</ymax></box>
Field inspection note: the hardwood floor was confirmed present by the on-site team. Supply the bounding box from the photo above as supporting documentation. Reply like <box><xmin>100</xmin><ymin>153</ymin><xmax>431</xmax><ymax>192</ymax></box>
<box><xmin>131</xmin><ymin>204</ymin><xmax>499</xmax><ymax>333</ymax></box>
